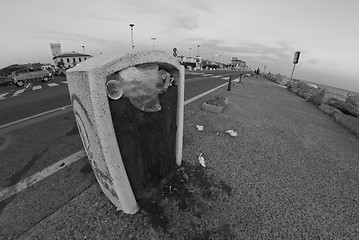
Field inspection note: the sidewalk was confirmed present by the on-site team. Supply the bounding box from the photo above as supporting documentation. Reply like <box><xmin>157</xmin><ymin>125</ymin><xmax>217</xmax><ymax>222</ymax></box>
<box><xmin>18</xmin><ymin>76</ymin><xmax>359</xmax><ymax>239</ymax></box>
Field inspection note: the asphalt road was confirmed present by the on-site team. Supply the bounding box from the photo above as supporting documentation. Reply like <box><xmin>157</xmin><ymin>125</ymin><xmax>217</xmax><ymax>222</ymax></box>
<box><xmin>0</xmin><ymin>70</ymin><xmax>242</xmax><ymax>239</ymax></box>
<box><xmin>0</xmin><ymin>71</ymin><xmax>240</xmax><ymax>126</ymax></box>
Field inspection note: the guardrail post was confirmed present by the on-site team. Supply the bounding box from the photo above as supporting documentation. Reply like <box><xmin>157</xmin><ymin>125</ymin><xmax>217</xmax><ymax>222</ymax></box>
<box><xmin>227</xmin><ymin>76</ymin><xmax>232</xmax><ymax>91</ymax></box>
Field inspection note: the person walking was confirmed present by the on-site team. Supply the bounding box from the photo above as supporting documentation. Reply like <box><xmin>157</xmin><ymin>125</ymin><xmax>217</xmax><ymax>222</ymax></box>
<box><xmin>256</xmin><ymin>68</ymin><xmax>260</xmax><ymax>78</ymax></box>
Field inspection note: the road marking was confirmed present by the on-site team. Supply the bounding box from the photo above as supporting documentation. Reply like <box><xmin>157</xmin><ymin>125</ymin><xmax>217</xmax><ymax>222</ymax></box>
<box><xmin>0</xmin><ymin>81</ymin><xmax>229</xmax><ymax>200</ymax></box>
<box><xmin>0</xmin><ymin>92</ymin><xmax>9</xmax><ymax>100</ymax></box>
<box><xmin>201</xmin><ymin>74</ymin><xmax>214</xmax><ymax>77</ymax></box>
<box><xmin>48</xmin><ymin>83</ymin><xmax>59</xmax><ymax>87</ymax></box>
<box><xmin>0</xmin><ymin>105</ymin><xmax>73</xmax><ymax>130</ymax></box>
<box><xmin>221</xmin><ymin>77</ymin><xmax>230</xmax><ymax>80</ymax></box>
<box><xmin>188</xmin><ymin>72</ymin><xmax>202</xmax><ymax>75</ymax></box>
<box><xmin>210</xmin><ymin>75</ymin><xmax>223</xmax><ymax>78</ymax></box>
<box><xmin>184</xmin><ymin>82</ymin><xmax>228</xmax><ymax>105</ymax></box>
<box><xmin>0</xmin><ymin>150</ymin><xmax>86</xmax><ymax>202</ymax></box>
<box><xmin>33</xmin><ymin>85</ymin><xmax>42</xmax><ymax>90</ymax></box>
<box><xmin>12</xmin><ymin>89</ymin><xmax>25</xmax><ymax>96</ymax></box>
<box><xmin>62</xmin><ymin>81</ymin><xmax>68</xmax><ymax>84</ymax></box>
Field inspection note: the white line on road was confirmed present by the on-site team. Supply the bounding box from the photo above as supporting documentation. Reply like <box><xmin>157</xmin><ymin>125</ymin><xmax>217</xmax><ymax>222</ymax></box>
<box><xmin>0</xmin><ymin>105</ymin><xmax>73</xmax><ymax>130</ymax></box>
<box><xmin>33</xmin><ymin>86</ymin><xmax>42</xmax><ymax>91</ymax></box>
<box><xmin>210</xmin><ymin>75</ymin><xmax>223</xmax><ymax>78</ymax></box>
<box><xmin>0</xmin><ymin>150</ymin><xmax>86</xmax><ymax>202</ymax></box>
<box><xmin>12</xmin><ymin>89</ymin><xmax>25</xmax><ymax>96</ymax></box>
<box><xmin>0</xmin><ymin>82</ymin><xmax>229</xmax><ymax>200</ymax></box>
<box><xmin>0</xmin><ymin>92</ymin><xmax>9</xmax><ymax>100</ymax></box>
<box><xmin>184</xmin><ymin>83</ymin><xmax>228</xmax><ymax>105</ymax></box>
<box><xmin>48</xmin><ymin>83</ymin><xmax>59</xmax><ymax>87</ymax></box>
<box><xmin>221</xmin><ymin>77</ymin><xmax>230</xmax><ymax>80</ymax></box>
<box><xmin>61</xmin><ymin>81</ymin><xmax>68</xmax><ymax>84</ymax></box>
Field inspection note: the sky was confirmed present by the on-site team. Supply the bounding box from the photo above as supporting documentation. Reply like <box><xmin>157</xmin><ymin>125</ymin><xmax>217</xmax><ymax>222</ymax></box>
<box><xmin>1</xmin><ymin>0</ymin><xmax>358</xmax><ymax>92</ymax></box>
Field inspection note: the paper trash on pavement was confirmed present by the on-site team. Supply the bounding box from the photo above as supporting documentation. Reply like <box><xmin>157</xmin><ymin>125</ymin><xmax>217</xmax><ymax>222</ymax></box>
<box><xmin>198</xmin><ymin>153</ymin><xmax>206</xmax><ymax>167</ymax></box>
<box><xmin>196</xmin><ymin>125</ymin><xmax>204</xmax><ymax>131</ymax></box>
<box><xmin>225</xmin><ymin>130</ymin><xmax>238</xmax><ymax>137</ymax></box>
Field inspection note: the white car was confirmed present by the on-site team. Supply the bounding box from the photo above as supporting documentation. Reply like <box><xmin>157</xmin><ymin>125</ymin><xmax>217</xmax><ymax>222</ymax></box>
<box><xmin>12</xmin><ymin>68</ymin><xmax>52</xmax><ymax>87</ymax></box>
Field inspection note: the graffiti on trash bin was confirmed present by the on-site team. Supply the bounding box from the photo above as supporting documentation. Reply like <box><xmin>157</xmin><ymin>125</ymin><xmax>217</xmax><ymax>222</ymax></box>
<box><xmin>71</xmin><ymin>93</ymin><xmax>118</xmax><ymax>199</ymax></box>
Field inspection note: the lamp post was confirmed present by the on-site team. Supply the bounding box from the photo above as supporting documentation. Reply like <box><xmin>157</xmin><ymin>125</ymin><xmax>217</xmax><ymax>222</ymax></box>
<box><xmin>188</xmin><ymin>47</ymin><xmax>192</xmax><ymax>57</ymax></box>
<box><xmin>151</xmin><ymin>37</ymin><xmax>157</xmax><ymax>50</ymax></box>
<box><xmin>197</xmin><ymin>44</ymin><xmax>200</xmax><ymax>57</ymax></box>
<box><xmin>129</xmin><ymin>23</ymin><xmax>135</xmax><ymax>50</ymax></box>
<box><xmin>82</xmin><ymin>45</ymin><xmax>85</xmax><ymax>54</ymax></box>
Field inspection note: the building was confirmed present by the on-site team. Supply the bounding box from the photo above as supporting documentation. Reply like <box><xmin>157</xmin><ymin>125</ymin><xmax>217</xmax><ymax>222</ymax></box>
<box><xmin>177</xmin><ymin>56</ymin><xmax>203</xmax><ymax>70</ymax></box>
<box><xmin>52</xmin><ymin>51</ymin><xmax>92</xmax><ymax>69</ymax></box>
<box><xmin>50</xmin><ymin>43</ymin><xmax>62</xmax><ymax>58</ymax></box>
<box><xmin>50</xmin><ymin>43</ymin><xmax>92</xmax><ymax>69</ymax></box>
<box><xmin>231</xmin><ymin>57</ymin><xmax>249</xmax><ymax>71</ymax></box>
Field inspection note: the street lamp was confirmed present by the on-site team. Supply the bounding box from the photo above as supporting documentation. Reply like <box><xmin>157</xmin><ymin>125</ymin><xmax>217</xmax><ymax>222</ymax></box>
<box><xmin>151</xmin><ymin>37</ymin><xmax>157</xmax><ymax>50</ymax></box>
<box><xmin>129</xmin><ymin>23</ymin><xmax>135</xmax><ymax>50</ymax></box>
<box><xmin>82</xmin><ymin>45</ymin><xmax>85</xmax><ymax>54</ymax></box>
<box><xmin>197</xmin><ymin>44</ymin><xmax>200</xmax><ymax>57</ymax></box>
<box><xmin>188</xmin><ymin>47</ymin><xmax>192</xmax><ymax>57</ymax></box>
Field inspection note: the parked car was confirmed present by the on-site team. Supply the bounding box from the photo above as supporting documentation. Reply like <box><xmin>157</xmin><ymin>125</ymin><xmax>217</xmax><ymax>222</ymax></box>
<box><xmin>11</xmin><ymin>68</ymin><xmax>52</xmax><ymax>87</ymax></box>
<box><xmin>0</xmin><ymin>72</ymin><xmax>12</xmax><ymax>86</ymax></box>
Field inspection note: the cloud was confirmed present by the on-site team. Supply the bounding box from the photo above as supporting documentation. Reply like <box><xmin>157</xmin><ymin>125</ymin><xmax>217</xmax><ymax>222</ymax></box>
<box><xmin>69</xmin><ymin>13</ymin><xmax>123</xmax><ymax>22</ymax></box>
<box><xmin>172</xmin><ymin>12</ymin><xmax>200</xmax><ymax>30</ymax></box>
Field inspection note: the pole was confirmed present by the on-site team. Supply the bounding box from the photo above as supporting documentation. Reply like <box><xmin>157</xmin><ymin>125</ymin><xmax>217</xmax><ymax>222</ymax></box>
<box><xmin>82</xmin><ymin>46</ymin><xmax>85</xmax><ymax>54</ymax></box>
<box><xmin>197</xmin><ymin>44</ymin><xmax>200</xmax><ymax>57</ymax></box>
<box><xmin>227</xmin><ymin>76</ymin><xmax>232</xmax><ymax>91</ymax></box>
<box><xmin>151</xmin><ymin>37</ymin><xmax>156</xmax><ymax>50</ymax></box>
<box><xmin>290</xmin><ymin>63</ymin><xmax>296</xmax><ymax>79</ymax></box>
<box><xmin>129</xmin><ymin>24</ymin><xmax>134</xmax><ymax>50</ymax></box>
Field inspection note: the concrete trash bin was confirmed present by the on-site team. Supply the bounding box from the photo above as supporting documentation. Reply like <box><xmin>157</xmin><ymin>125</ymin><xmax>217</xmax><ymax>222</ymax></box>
<box><xmin>66</xmin><ymin>50</ymin><xmax>185</xmax><ymax>214</ymax></box>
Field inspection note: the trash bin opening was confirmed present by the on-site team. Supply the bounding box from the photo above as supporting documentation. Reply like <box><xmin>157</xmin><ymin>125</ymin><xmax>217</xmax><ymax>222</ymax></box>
<box><xmin>106</xmin><ymin>63</ymin><xmax>179</xmax><ymax>112</ymax></box>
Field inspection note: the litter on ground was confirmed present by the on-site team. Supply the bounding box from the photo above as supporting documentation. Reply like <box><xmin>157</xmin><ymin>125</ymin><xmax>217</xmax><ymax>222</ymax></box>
<box><xmin>225</xmin><ymin>130</ymin><xmax>238</xmax><ymax>137</ymax></box>
<box><xmin>198</xmin><ymin>153</ymin><xmax>206</xmax><ymax>167</ymax></box>
<box><xmin>196</xmin><ymin>125</ymin><xmax>204</xmax><ymax>131</ymax></box>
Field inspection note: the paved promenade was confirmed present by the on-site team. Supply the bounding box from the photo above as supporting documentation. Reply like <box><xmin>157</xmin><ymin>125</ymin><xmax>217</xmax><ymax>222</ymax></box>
<box><xmin>18</xmin><ymin>75</ymin><xmax>359</xmax><ymax>239</ymax></box>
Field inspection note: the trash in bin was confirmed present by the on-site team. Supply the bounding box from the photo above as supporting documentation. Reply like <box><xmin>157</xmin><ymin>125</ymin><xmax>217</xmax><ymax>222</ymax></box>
<box><xmin>106</xmin><ymin>64</ymin><xmax>173</xmax><ymax>112</ymax></box>
<box><xmin>66</xmin><ymin>50</ymin><xmax>185</xmax><ymax>214</ymax></box>
<box><xmin>107</xmin><ymin>61</ymin><xmax>183</xmax><ymax>201</ymax></box>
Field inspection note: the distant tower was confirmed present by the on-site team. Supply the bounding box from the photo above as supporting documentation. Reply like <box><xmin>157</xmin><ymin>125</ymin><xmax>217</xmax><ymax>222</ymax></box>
<box><xmin>50</xmin><ymin>43</ymin><xmax>61</xmax><ymax>57</ymax></box>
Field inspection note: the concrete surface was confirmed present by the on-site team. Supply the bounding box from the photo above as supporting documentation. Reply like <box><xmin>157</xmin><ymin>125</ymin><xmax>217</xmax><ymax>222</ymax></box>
<box><xmin>16</xmin><ymin>76</ymin><xmax>359</xmax><ymax>239</ymax></box>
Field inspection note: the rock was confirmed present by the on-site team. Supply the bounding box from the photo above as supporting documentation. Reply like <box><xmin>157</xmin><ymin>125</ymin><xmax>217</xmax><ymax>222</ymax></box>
<box><xmin>310</xmin><ymin>88</ymin><xmax>347</xmax><ymax>106</ymax></box>
<box><xmin>346</xmin><ymin>95</ymin><xmax>359</xmax><ymax>108</ymax></box>
<box><xmin>286</xmin><ymin>80</ymin><xmax>298</xmax><ymax>90</ymax></box>
<box><xmin>296</xmin><ymin>81</ymin><xmax>321</xmax><ymax>99</ymax></box>
<box><xmin>289</xmin><ymin>81</ymin><xmax>302</xmax><ymax>93</ymax></box>
<box><xmin>318</xmin><ymin>104</ymin><xmax>343</xmax><ymax>116</ymax></box>
<box><xmin>275</xmin><ymin>76</ymin><xmax>290</xmax><ymax>86</ymax></box>
<box><xmin>328</xmin><ymin>98</ymin><xmax>359</xmax><ymax>117</ymax></box>
<box><xmin>333</xmin><ymin>112</ymin><xmax>359</xmax><ymax>135</ymax></box>
<box><xmin>266</xmin><ymin>74</ymin><xmax>277</xmax><ymax>82</ymax></box>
